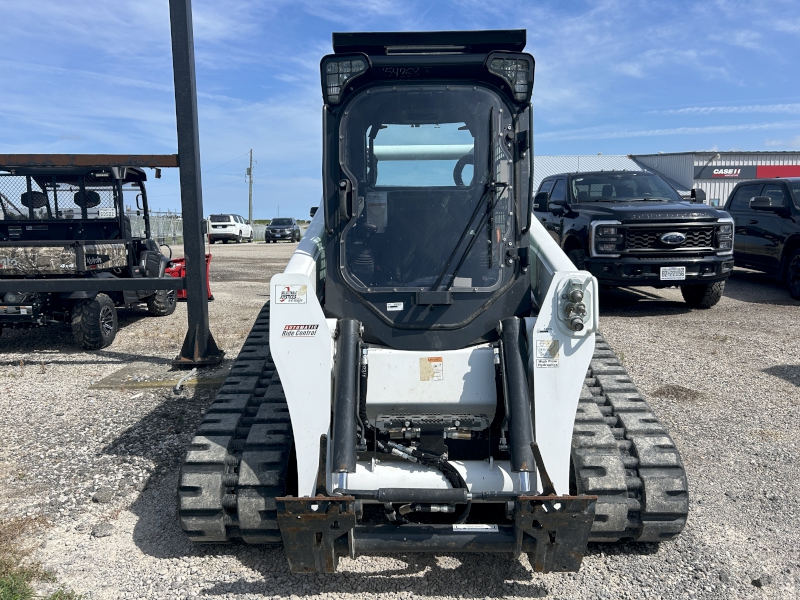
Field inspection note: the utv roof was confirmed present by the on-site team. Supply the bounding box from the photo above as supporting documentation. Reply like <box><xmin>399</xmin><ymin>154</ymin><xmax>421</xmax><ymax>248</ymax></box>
<box><xmin>332</xmin><ymin>30</ymin><xmax>526</xmax><ymax>55</ymax></box>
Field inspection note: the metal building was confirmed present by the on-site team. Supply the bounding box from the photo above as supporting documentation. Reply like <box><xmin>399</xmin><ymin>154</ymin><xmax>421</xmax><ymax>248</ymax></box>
<box><xmin>631</xmin><ymin>151</ymin><xmax>800</xmax><ymax>207</ymax></box>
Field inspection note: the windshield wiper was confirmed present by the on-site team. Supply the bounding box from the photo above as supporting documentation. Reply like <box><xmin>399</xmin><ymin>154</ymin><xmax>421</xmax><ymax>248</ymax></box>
<box><xmin>430</xmin><ymin>178</ymin><xmax>503</xmax><ymax>291</ymax></box>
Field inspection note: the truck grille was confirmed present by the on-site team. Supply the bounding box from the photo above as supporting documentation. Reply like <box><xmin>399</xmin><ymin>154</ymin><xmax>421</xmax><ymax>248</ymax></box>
<box><xmin>626</xmin><ymin>227</ymin><xmax>714</xmax><ymax>250</ymax></box>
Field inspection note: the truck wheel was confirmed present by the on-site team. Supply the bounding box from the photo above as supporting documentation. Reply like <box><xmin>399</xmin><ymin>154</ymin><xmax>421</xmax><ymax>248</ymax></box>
<box><xmin>680</xmin><ymin>281</ymin><xmax>725</xmax><ymax>308</ymax></box>
<box><xmin>147</xmin><ymin>289</ymin><xmax>177</xmax><ymax>317</ymax></box>
<box><xmin>222</xmin><ymin>239</ymin><xmax>229</xmax><ymax>244</ymax></box>
<box><xmin>209</xmin><ymin>239</ymin><xmax>216</xmax><ymax>244</ymax></box>
<box><xmin>71</xmin><ymin>293</ymin><xmax>118</xmax><ymax>350</ymax></box>
<box><xmin>237</xmin><ymin>233</ymin><xmax>243</xmax><ymax>243</ymax></box>
<box><xmin>568</xmin><ymin>248</ymin><xmax>587</xmax><ymax>270</ymax></box>
<box><xmin>249</xmin><ymin>232</ymin><xmax>254</xmax><ymax>243</ymax></box>
<box><xmin>785</xmin><ymin>248</ymin><xmax>800</xmax><ymax>300</ymax></box>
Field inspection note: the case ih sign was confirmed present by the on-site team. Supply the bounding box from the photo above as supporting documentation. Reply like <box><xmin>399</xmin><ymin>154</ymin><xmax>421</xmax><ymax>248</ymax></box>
<box><xmin>695</xmin><ymin>165</ymin><xmax>800</xmax><ymax>179</ymax></box>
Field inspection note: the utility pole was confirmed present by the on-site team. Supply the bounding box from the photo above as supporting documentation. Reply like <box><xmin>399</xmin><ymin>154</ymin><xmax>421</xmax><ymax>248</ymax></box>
<box><xmin>246</xmin><ymin>148</ymin><xmax>253</xmax><ymax>223</ymax></box>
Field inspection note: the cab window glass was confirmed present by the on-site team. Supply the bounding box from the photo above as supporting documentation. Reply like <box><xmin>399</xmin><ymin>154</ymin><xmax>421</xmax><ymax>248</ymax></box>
<box><xmin>537</xmin><ymin>179</ymin><xmax>554</xmax><ymax>194</ymax></box>
<box><xmin>550</xmin><ymin>179</ymin><xmax>566</xmax><ymax>202</ymax></box>
<box><xmin>728</xmin><ymin>184</ymin><xmax>760</xmax><ymax>211</ymax></box>
<box><xmin>791</xmin><ymin>182</ymin><xmax>800</xmax><ymax>209</ymax></box>
<box><xmin>761</xmin><ymin>184</ymin><xmax>786</xmax><ymax>206</ymax></box>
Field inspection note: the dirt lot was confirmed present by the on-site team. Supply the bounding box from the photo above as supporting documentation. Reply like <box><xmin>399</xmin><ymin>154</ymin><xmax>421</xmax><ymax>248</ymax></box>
<box><xmin>1</xmin><ymin>243</ymin><xmax>798</xmax><ymax>599</ymax></box>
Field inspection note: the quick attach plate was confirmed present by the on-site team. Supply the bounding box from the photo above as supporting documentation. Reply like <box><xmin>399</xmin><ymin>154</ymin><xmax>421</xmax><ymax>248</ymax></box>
<box><xmin>515</xmin><ymin>495</ymin><xmax>597</xmax><ymax>573</ymax></box>
<box><xmin>276</xmin><ymin>496</ymin><xmax>356</xmax><ymax>574</ymax></box>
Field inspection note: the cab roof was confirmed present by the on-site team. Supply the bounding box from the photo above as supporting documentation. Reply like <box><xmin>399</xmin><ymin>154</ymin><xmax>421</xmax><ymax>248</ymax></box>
<box><xmin>332</xmin><ymin>30</ymin><xmax>526</xmax><ymax>55</ymax></box>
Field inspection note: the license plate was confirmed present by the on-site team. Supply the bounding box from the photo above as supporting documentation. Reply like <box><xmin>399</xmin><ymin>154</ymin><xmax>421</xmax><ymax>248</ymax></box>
<box><xmin>660</xmin><ymin>266</ymin><xmax>686</xmax><ymax>281</ymax></box>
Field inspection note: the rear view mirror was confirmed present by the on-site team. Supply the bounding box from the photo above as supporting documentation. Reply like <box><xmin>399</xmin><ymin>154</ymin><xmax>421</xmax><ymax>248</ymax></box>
<box><xmin>533</xmin><ymin>191</ymin><xmax>549</xmax><ymax>212</ymax></box>
<box><xmin>690</xmin><ymin>188</ymin><xmax>706</xmax><ymax>203</ymax></box>
<box><xmin>750</xmin><ymin>196</ymin><xmax>785</xmax><ymax>212</ymax></box>
<box><xmin>548</xmin><ymin>197</ymin><xmax>568</xmax><ymax>215</ymax></box>
<box><xmin>310</xmin><ymin>206</ymin><xmax>318</xmax><ymax>218</ymax></box>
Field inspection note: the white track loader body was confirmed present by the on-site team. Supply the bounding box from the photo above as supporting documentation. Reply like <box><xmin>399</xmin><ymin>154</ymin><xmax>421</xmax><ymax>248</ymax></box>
<box><xmin>270</xmin><ymin>208</ymin><xmax>598</xmax><ymax>499</ymax></box>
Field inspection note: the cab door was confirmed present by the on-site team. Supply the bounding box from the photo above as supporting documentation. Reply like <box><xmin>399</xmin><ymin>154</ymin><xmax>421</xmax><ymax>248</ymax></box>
<box><xmin>747</xmin><ymin>182</ymin><xmax>789</xmax><ymax>274</ymax></box>
<box><xmin>725</xmin><ymin>183</ymin><xmax>761</xmax><ymax>266</ymax></box>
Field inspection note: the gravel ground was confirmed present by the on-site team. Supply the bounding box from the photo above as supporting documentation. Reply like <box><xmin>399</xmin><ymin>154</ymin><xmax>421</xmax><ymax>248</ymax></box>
<box><xmin>1</xmin><ymin>247</ymin><xmax>798</xmax><ymax>599</ymax></box>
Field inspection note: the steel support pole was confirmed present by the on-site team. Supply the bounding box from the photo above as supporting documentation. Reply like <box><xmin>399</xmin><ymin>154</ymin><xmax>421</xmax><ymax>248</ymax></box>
<box><xmin>169</xmin><ymin>0</ymin><xmax>223</xmax><ymax>367</ymax></box>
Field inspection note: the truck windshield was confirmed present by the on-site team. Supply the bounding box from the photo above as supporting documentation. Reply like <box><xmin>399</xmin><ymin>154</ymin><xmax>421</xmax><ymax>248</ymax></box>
<box><xmin>790</xmin><ymin>181</ymin><xmax>800</xmax><ymax>209</ymax></box>
<box><xmin>0</xmin><ymin>173</ymin><xmax>119</xmax><ymax>221</ymax></box>
<box><xmin>571</xmin><ymin>173</ymin><xmax>682</xmax><ymax>202</ymax></box>
<box><xmin>339</xmin><ymin>85</ymin><xmax>513</xmax><ymax>292</ymax></box>
<box><xmin>271</xmin><ymin>218</ymin><xmax>292</xmax><ymax>226</ymax></box>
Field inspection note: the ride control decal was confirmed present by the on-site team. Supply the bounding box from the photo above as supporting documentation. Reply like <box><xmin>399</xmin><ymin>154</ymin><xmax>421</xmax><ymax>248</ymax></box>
<box><xmin>419</xmin><ymin>356</ymin><xmax>443</xmax><ymax>381</ymax></box>
<box><xmin>281</xmin><ymin>324</ymin><xmax>319</xmax><ymax>338</ymax></box>
<box><xmin>535</xmin><ymin>339</ymin><xmax>560</xmax><ymax>369</ymax></box>
<box><xmin>275</xmin><ymin>284</ymin><xmax>307</xmax><ymax>304</ymax></box>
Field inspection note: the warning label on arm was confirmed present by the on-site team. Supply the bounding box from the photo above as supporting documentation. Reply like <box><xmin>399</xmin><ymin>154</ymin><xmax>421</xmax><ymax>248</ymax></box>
<box><xmin>535</xmin><ymin>339</ymin><xmax>560</xmax><ymax>369</ymax></box>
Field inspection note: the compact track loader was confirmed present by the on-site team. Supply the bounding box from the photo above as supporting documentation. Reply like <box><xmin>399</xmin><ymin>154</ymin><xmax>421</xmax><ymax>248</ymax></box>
<box><xmin>179</xmin><ymin>29</ymin><xmax>688</xmax><ymax>573</ymax></box>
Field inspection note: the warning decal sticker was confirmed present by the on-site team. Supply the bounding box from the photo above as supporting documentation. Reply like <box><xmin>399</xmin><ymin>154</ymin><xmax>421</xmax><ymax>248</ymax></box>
<box><xmin>419</xmin><ymin>356</ymin><xmax>443</xmax><ymax>381</ymax></box>
<box><xmin>275</xmin><ymin>284</ymin><xmax>307</xmax><ymax>304</ymax></box>
<box><xmin>281</xmin><ymin>324</ymin><xmax>319</xmax><ymax>338</ymax></box>
<box><xmin>535</xmin><ymin>339</ymin><xmax>560</xmax><ymax>369</ymax></box>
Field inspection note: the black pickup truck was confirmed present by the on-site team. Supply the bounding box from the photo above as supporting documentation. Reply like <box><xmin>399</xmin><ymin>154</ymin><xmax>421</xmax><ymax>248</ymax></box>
<box><xmin>724</xmin><ymin>177</ymin><xmax>800</xmax><ymax>299</ymax></box>
<box><xmin>533</xmin><ymin>170</ymin><xmax>734</xmax><ymax>308</ymax></box>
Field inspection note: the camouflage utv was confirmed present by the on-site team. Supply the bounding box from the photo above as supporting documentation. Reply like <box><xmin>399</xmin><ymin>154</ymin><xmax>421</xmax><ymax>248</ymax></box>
<box><xmin>0</xmin><ymin>165</ymin><xmax>176</xmax><ymax>349</ymax></box>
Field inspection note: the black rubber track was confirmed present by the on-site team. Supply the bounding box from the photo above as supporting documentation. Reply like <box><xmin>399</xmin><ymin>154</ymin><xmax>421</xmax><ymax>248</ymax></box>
<box><xmin>572</xmin><ymin>334</ymin><xmax>689</xmax><ymax>542</ymax></box>
<box><xmin>179</xmin><ymin>309</ymin><xmax>688</xmax><ymax>546</ymax></box>
<box><xmin>178</xmin><ymin>303</ymin><xmax>293</xmax><ymax>544</ymax></box>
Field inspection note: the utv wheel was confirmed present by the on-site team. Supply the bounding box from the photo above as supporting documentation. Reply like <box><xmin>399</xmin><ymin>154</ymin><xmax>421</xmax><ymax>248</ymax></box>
<box><xmin>680</xmin><ymin>281</ymin><xmax>725</xmax><ymax>308</ymax></box>
<box><xmin>147</xmin><ymin>289</ymin><xmax>177</xmax><ymax>317</ymax></box>
<box><xmin>71</xmin><ymin>293</ymin><xmax>118</xmax><ymax>350</ymax></box>
<box><xmin>568</xmin><ymin>247</ymin><xmax>587</xmax><ymax>270</ymax></box>
<box><xmin>785</xmin><ymin>248</ymin><xmax>800</xmax><ymax>300</ymax></box>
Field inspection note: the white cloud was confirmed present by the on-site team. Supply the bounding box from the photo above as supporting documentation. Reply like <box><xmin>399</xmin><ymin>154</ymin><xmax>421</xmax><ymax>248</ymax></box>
<box><xmin>764</xmin><ymin>135</ymin><xmax>800</xmax><ymax>149</ymax></box>
<box><xmin>653</xmin><ymin>103</ymin><xmax>800</xmax><ymax>116</ymax></box>
<box><xmin>538</xmin><ymin>120</ymin><xmax>800</xmax><ymax>142</ymax></box>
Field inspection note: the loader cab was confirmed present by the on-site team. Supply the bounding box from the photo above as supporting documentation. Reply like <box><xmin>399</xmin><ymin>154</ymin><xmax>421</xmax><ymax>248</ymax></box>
<box><xmin>320</xmin><ymin>30</ymin><xmax>535</xmax><ymax>350</ymax></box>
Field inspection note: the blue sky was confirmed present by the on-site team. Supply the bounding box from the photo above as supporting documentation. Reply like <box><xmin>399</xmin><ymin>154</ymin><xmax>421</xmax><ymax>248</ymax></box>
<box><xmin>2</xmin><ymin>0</ymin><xmax>799</xmax><ymax>219</ymax></box>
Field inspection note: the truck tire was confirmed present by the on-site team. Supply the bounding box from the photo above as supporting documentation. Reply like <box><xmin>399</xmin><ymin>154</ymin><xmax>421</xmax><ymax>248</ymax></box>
<box><xmin>222</xmin><ymin>239</ymin><xmax>229</xmax><ymax>244</ymax></box>
<box><xmin>249</xmin><ymin>232</ymin><xmax>254</xmax><ymax>243</ymax></box>
<box><xmin>568</xmin><ymin>248</ymin><xmax>587</xmax><ymax>270</ymax></box>
<box><xmin>147</xmin><ymin>289</ymin><xmax>177</xmax><ymax>317</ymax></box>
<box><xmin>71</xmin><ymin>293</ymin><xmax>118</xmax><ymax>350</ymax></box>
<box><xmin>237</xmin><ymin>233</ymin><xmax>243</xmax><ymax>243</ymax></box>
<box><xmin>784</xmin><ymin>248</ymin><xmax>800</xmax><ymax>300</ymax></box>
<box><xmin>680</xmin><ymin>281</ymin><xmax>724</xmax><ymax>308</ymax></box>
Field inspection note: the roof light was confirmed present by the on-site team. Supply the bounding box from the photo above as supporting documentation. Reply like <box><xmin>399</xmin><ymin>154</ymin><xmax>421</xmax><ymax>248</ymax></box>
<box><xmin>486</xmin><ymin>53</ymin><xmax>534</xmax><ymax>101</ymax></box>
<box><xmin>323</xmin><ymin>56</ymin><xmax>368</xmax><ymax>104</ymax></box>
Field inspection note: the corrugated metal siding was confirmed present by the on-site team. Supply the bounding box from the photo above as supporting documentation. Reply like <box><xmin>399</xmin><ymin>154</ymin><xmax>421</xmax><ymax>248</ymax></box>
<box><xmin>533</xmin><ymin>155</ymin><xmax>644</xmax><ymax>189</ymax></box>
<box><xmin>693</xmin><ymin>152</ymin><xmax>800</xmax><ymax>207</ymax></box>
<box><xmin>632</xmin><ymin>154</ymin><xmax>695</xmax><ymax>189</ymax></box>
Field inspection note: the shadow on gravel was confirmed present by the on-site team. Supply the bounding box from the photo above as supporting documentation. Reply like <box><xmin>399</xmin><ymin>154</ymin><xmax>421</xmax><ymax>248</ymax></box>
<box><xmin>762</xmin><ymin>364</ymin><xmax>800</xmax><ymax>387</ymax></box>
<box><xmin>597</xmin><ymin>287</ymin><xmax>693</xmax><ymax>317</ymax></box>
<box><xmin>722</xmin><ymin>269</ymin><xmax>798</xmax><ymax>306</ymax></box>
<box><xmin>0</xmin><ymin>307</ymin><xmax>152</xmax><ymax>352</ymax></box>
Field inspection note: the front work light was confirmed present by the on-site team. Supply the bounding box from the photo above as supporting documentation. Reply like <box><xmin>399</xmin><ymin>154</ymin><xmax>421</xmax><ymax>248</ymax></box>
<box><xmin>323</xmin><ymin>57</ymin><xmax>367</xmax><ymax>104</ymax></box>
<box><xmin>486</xmin><ymin>53</ymin><xmax>534</xmax><ymax>101</ymax></box>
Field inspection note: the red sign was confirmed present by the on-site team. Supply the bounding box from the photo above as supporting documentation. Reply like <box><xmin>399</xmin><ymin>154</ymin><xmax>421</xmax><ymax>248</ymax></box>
<box><xmin>755</xmin><ymin>165</ymin><xmax>800</xmax><ymax>178</ymax></box>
